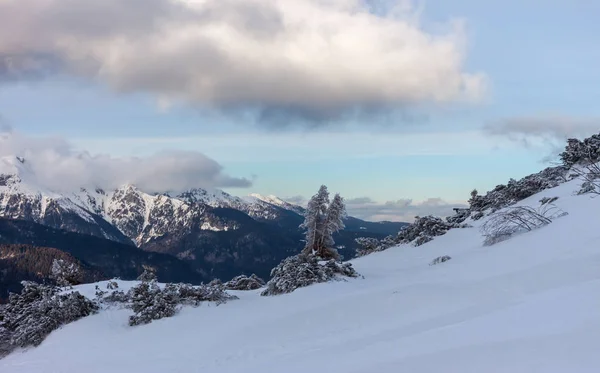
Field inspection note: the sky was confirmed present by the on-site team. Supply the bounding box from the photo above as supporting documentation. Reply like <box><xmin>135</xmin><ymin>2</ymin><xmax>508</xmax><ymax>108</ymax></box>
<box><xmin>0</xmin><ymin>0</ymin><xmax>599</xmax><ymax>222</ymax></box>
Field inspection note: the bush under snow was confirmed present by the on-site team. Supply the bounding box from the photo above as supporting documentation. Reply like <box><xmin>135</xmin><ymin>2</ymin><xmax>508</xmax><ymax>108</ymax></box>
<box><xmin>397</xmin><ymin>216</ymin><xmax>466</xmax><ymax>247</ymax></box>
<box><xmin>429</xmin><ymin>255</ymin><xmax>452</xmax><ymax>266</ymax></box>
<box><xmin>560</xmin><ymin>134</ymin><xmax>600</xmax><ymax>167</ymax></box>
<box><xmin>0</xmin><ymin>281</ymin><xmax>98</xmax><ymax>358</ymax></box>
<box><xmin>128</xmin><ymin>281</ymin><xmax>179</xmax><ymax>326</ymax></box>
<box><xmin>356</xmin><ymin>217</ymin><xmax>466</xmax><ymax>258</ymax></box>
<box><xmin>128</xmin><ymin>281</ymin><xmax>238</xmax><ymax>326</ymax></box>
<box><xmin>224</xmin><ymin>274</ymin><xmax>266</xmax><ymax>291</ymax></box>
<box><xmin>170</xmin><ymin>283</ymin><xmax>238</xmax><ymax>306</ymax></box>
<box><xmin>137</xmin><ymin>267</ymin><xmax>158</xmax><ymax>282</ymax></box>
<box><xmin>355</xmin><ymin>237</ymin><xmax>394</xmax><ymax>257</ymax></box>
<box><xmin>468</xmin><ymin>167</ymin><xmax>568</xmax><ymax>215</ymax></box>
<box><xmin>480</xmin><ymin>199</ymin><xmax>567</xmax><ymax>246</ymax></box>
<box><xmin>50</xmin><ymin>258</ymin><xmax>84</xmax><ymax>288</ymax></box>
<box><xmin>261</xmin><ymin>255</ymin><xmax>360</xmax><ymax>296</ymax></box>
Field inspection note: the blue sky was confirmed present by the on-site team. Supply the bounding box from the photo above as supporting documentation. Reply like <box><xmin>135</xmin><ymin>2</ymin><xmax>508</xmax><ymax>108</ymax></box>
<box><xmin>0</xmin><ymin>0</ymin><xmax>599</xmax><ymax>221</ymax></box>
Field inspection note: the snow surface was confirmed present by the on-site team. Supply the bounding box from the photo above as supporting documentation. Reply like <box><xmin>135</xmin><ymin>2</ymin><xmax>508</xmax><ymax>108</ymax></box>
<box><xmin>3</xmin><ymin>178</ymin><xmax>600</xmax><ymax>372</ymax></box>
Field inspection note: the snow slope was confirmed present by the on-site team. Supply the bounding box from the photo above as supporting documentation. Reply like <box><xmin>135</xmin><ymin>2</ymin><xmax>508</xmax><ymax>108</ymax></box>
<box><xmin>3</xmin><ymin>178</ymin><xmax>600</xmax><ymax>372</ymax></box>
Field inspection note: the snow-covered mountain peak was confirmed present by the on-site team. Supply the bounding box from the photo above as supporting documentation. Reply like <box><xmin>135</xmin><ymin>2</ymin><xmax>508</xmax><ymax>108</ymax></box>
<box><xmin>116</xmin><ymin>183</ymin><xmax>139</xmax><ymax>192</ymax></box>
<box><xmin>177</xmin><ymin>187</ymin><xmax>247</xmax><ymax>208</ymax></box>
<box><xmin>246</xmin><ymin>193</ymin><xmax>305</xmax><ymax>214</ymax></box>
<box><xmin>1</xmin><ymin>155</ymin><xmax>332</xmax><ymax>249</ymax></box>
<box><xmin>248</xmin><ymin>193</ymin><xmax>287</xmax><ymax>206</ymax></box>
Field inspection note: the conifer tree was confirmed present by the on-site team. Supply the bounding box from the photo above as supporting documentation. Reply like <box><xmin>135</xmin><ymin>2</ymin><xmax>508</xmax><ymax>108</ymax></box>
<box><xmin>300</xmin><ymin>186</ymin><xmax>346</xmax><ymax>260</ymax></box>
<box><xmin>319</xmin><ymin>193</ymin><xmax>346</xmax><ymax>258</ymax></box>
<box><xmin>50</xmin><ymin>259</ymin><xmax>82</xmax><ymax>287</ymax></box>
<box><xmin>299</xmin><ymin>185</ymin><xmax>329</xmax><ymax>256</ymax></box>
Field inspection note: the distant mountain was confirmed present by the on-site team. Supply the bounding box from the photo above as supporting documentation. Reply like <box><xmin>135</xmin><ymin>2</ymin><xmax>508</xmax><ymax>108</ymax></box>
<box><xmin>0</xmin><ymin>217</ymin><xmax>208</xmax><ymax>298</ymax></box>
<box><xmin>244</xmin><ymin>193</ymin><xmax>306</xmax><ymax>215</ymax></box>
<box><xmin>0</xmin><ymin>160</ymin><xmax>132</xmax><ymax>245</ymax></box>
<box><xmin>344</xmin><ymin>216</ymin><xmax>407</xmax><ymax>235</ymax></box>
<box><xmin>0</xmin><ymin>244</ymin><xmax>104</xmax><ymax>301</ymax></box>
<box><xmin>0</xmin><ymin>155</ymin><xmax>407</xmax><ymax>280</ymax></box>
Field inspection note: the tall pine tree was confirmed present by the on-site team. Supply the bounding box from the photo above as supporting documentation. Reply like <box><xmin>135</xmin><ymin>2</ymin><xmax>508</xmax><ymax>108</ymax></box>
<box><xmin>321</xmin><ymin>193</ymin><xmax>347</xmax><ymax>254</ymax></box>
<box><xmin>300</xmin><ymin>185</ymin><xmax>329</xmax><ymax>256</ymax></box>
<box><xmin>300</xmin><ymin>186</ymin><xmax>346</xmax><ymax>260</ymax></box>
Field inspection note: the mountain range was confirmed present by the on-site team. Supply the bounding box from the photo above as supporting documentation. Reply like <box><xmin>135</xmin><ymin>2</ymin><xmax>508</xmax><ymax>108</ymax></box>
<box><xmin>0</xmin><ymin>155</ymin><xmax>406</xmax><ymax>293</ymax></box>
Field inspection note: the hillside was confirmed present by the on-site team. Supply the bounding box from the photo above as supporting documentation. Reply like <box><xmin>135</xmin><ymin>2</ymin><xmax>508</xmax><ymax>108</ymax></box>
<box><xmin>0</xmin><ymin>218</ymin><xmax>207</xmax><ymax>297</ymax></box>
<box><xmin>0</xmin><ymin>244</ymin><xmax>104</xmax><ymax>301</ymax></box>
<box><xmin>2</xmin><ymin>173</ymin><xmax>599</xmax><ymax>372</ymax></box>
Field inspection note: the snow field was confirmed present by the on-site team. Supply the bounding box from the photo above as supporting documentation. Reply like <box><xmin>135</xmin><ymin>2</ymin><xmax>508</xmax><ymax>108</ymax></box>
<box><xmin>2</xmin><ymin>178</ymin><xmax>600</xmax><ymax>372</ymax></box>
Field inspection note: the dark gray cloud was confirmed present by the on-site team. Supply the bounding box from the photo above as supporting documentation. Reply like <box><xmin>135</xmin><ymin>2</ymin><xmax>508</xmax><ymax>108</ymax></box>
<box><xmin>0</xmin><ymin>53</ymin><xmax>65</xmax><ymax>82</ymax></box>
<box><xmin>0</xmin><ymin>131</ymin><xmax>251</xmax><ymax>193</ymax></box>
<box><xmin>0</xmin><ymin>0</ymin><xmax>485</xmax><ymax>124</ymax></box>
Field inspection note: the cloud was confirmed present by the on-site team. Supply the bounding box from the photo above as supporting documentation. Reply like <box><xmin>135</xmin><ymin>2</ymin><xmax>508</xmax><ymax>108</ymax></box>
<box><xmin>485</xmin><ymin>116</ymin><xmax>600</xmax><ymax>145</ymax></box>
<box><xmin>284</xmin><ymin>195</ymin><xmax>308</xmax><ymax>206</ymax></box>
<box><xmin>0</xmin><ymin>131</ymin><xmax>251</xmax><ymax>193</ymax></box>
<box><xmin>288</xmin><ymin>195</ymin><xmax>466</xmax><ymax>222</ymax></box>
<box><xmin>0</xmin><ymin>0</ymin><xmax>485</xmax><ymax>123</ymax></box>
<box><xmin>0</xmin><ymin>114</ymin><xmax>11</xmax><ymax>132</ymax></box>
<box><xmin>345</xmin><ymin>197</ymin><xmax>376</xmax><ymax>205</ymax></box>
<box><xmin>353</xmin><ymin>197</ymin><xmax>467</xmax><ymax>222</ymax></box>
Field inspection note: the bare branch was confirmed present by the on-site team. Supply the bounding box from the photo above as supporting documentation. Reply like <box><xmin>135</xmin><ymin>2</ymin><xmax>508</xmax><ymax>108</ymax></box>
<box><xmin>480</xmin><ymin>201</ymin><xmax>566</xmax><ymax>246</ymax></box>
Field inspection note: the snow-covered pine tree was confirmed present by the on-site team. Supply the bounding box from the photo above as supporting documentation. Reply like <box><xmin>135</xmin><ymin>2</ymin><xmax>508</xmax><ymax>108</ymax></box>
<box><xmin>128</xmin><ymin>280</ymin><xmax>177</xmax><ymax>326</ymax></box>
<box><xmin>318</xmin><ymin>193</ymin><xmax>346</xmax><ymax>259</ymax></box>
<box><xmin>0</xmin><ymin>281</ymin><xmax>97</xmax><ymax>357</ymax></box>
<box><xmin>300</xmin><ymin>185</ymin><xmax>330</xmax><ymax>257</ymax></box>
<box><xmin>224</xmin><ymin>274</ymin><xmax>266</xmax><ymax>291</ymax></box>
<box><xmin>50</xmin><ymin>258</ymin><xmax>83</xmax><ymax>287</ymax></box>
<box><xmin>261</xmin><ymin>254</ymin><xmax>360</xmax><ymax>296</ymax></box>
<box><xmin>137</xmin><ymin>267</ymin><xmax>157</xmax><ymax>282</ymax></box>
<box><xmin>355</xmin><ymin>237</ymin><xmax>382</xmax><ymax>257</ymax></box>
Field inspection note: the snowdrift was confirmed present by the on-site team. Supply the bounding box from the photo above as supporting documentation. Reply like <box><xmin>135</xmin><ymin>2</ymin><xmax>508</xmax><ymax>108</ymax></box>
<box><xmin>2</xmin><ymin>177</ymin><xmax>600</xmax><ymax>372</ymax></box>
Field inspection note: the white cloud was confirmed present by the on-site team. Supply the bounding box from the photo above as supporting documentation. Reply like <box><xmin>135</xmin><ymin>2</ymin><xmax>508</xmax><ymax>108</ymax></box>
<box><xmin>284</xmin><ymin>195</ymin><xmax>307</xmax><ymax>206</ymax></box>
<box><xmin>485</xmin><ymin>116</ymin><xmax>600</xmax><ymax>146</ymax></box>
<box><xmin>0</xmin><ymin>0</ymin><xmax>485</xmax><ymax>122</ymax></box>
<box><xmin>0</xmin><ymin>131</ymin><xmax>251</xmax><ymax>193</ymax></box>
<box><xmin>288</xmin><ymin>195</ymin><xmax>467</xmax><ymax>222</ymax></box>
<box><xmin>348</xmin><ymin>197</ymin><xmax>467</xmax><ymax>222</ymax></box>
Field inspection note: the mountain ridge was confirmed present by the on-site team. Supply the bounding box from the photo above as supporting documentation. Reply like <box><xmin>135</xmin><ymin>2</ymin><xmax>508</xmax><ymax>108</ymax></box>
<box><xmin>0</xmin><ymin>155</ymin><xmax>407</xmax><ymax>281</ymax></box>
<box><xmin>0</xmin><ymin>217</ymin><xmax>209</xmax><ymax>300</ymax></box>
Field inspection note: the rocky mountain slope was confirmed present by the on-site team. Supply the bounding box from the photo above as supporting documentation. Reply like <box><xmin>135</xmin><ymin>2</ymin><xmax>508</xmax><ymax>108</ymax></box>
<box><xmin>0</xmin><ymin>244</ymin><xmax>104</xmax><ymax>301</ymax></box>
<box><xmin>0</xmin><ymin>155</ymin><xmax>406</xmax><ymax>280</ymax></box>
<box><xmin>0</xmin><ymin>217</ymin><xmax>208</xmax><ymax>300</ymax></box>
